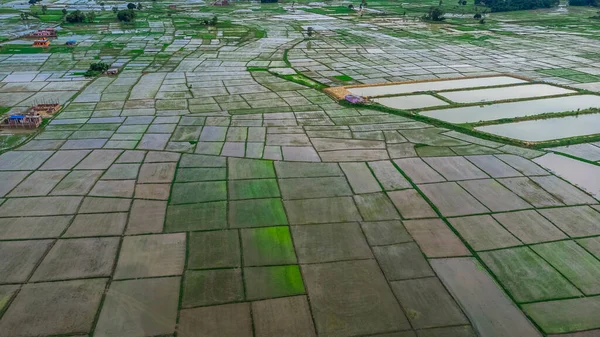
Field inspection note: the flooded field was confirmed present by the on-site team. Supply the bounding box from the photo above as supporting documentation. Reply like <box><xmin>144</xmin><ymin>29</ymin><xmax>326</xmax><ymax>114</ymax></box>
<box><xmin>0</xmin><ymin>1</ymin><xmax>600</xmax><ymax>337</ymax></box>
<box><xmin>373</xmin><ymin>94</ymin><xmax>448</xmax><ymax>109</ymax></box>
<box><xmin>421</xmin><ymin>95</ymin><xmax>600</xmax><ymax>123</ymax></box>
<box><xmin>347</xmin><ymin>76</ymin><xmax>526</xmax><ymax>97</ymax></box>
<box><xmin>476</xmin><ymin>113</ymin><xmax>600</xmax><ymax>141</ymax></box>
<box><xmin>438</xmin><ymin>84</ymin><xmax>575</xmax><ymax>104</ymax></box>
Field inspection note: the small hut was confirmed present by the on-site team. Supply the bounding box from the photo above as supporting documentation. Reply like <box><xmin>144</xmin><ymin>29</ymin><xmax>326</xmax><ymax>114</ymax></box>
<box><xmin>66</xmin><ymin>40</ymin><xmax>77</xmax><ymax>46</ymax></box>
<box><xmin>33</xmin><ymin>38</ymin><xmax>50</xmax><ymax>47</ymax></box>
<box><xmin>105</xmin><ymin>68</ymin><xmax>119</xmax><ymax>75</ymax></box>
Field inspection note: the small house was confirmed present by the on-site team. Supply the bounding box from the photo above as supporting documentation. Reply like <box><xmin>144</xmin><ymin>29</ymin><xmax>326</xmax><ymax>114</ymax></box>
<box><xmin>33</xmin><ymin>38</ymin><xmax>50</xmax><ymax>47</ymax></box>
<box><xmin>105</xmin><ymin>68</ymin><xmax>119</xmax><ymax>75</ymax></box>
<box><xmin>169</xmin><ymin>4</ymin><xmax>176</xmax><ymax>9</ymax></box>
<box><xmin>29</xmin><ymin>28</ymin><xmax>57</xmax><ymax>38</ymax></box>
<box><xmin>2</xmin><ymin>114</ymin><xmax>42</xmax><ymax>129</ymax></box>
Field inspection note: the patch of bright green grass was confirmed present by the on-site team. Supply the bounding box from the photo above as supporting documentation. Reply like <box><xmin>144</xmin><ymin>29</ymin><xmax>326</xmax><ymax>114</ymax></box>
<box><xmin>0</xmin><ymin>45</ymin><xmax>74</xmax><ymax>54</ymax></box>
<box><xmin>333</xmin><ymin>74</ymin><xmax>354</xmax><ymax>81</ymax></box>
<box><xmin>281</xmin><ymin>74</ymin><xmax>328</xmax><ymax>90</ymax></box>
<box><xmin>255</xmin><ymin>29</ymin><xmax>266</xmax><ymax>38</ymax></box>
<box><xmin>564</xmin><ymin>74</ymin><xmax>600</xmax><ymax>83</ymax></box>
<box><xmin>538</xmin><ymin>68</ymin><xmax>585</xmax><ymax>77</ymax></box>
<box><xmin>0</xmin><ymin>134</ymin><xmax>30</xmax><ymax>151</ymax></box>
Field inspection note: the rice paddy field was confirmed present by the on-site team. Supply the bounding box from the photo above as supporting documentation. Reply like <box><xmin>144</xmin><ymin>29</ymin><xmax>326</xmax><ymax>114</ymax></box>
<box><xmin>1</xmin><ymin>0</ymin><xmax>600</xmax><ymax>337</ymax></box>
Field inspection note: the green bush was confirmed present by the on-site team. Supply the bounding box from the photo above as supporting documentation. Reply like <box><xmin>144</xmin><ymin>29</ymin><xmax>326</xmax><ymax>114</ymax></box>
<box><xmin>117</xmin><ymin>9</ymin><xmax>136</xmax><ymax>22</ymax></box>
<box><xmin>84</xmin><ymin>62</ymin><xmax>109</xmax><ymax>77</ymax></box>
<box><xmin>65</xmin><ymin>10</ymin><xmax>85</xmax><ymax>23</ymax></box>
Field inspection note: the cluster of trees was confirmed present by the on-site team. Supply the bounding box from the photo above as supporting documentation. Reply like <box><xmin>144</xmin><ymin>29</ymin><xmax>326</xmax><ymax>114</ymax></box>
<box><xmin>115</xmin><ymin>3</ymin><xmax>142</xmax><ymax>22</ymax></box>
<box><xmin>61</xmin><ymin>2</ymin><xmax>141</xmax><ymax>24</ymax></box>
<box><xmin>117</xmin><ymin>9</ymin><xmax>136</xmax><ymax>22</ymax></box>
<box><xmin>569</xmin><ymin>0</ymin><xmax>599</xmax><ymax>6</ymax></box>
<box><xmin>475</xmin><ymin>0</ymin><xmax>559</xmax><ymax>12</ymax></box>
<box><xmin>65</xmin><ymin>10</ymin><xmax>96</xmax><ymax>23</ymax></box>
<box><xmin>85</xmin><ymin>62</ymin><xmax>109</xmax><ymax>77</ymax></box>
<box><xmin>423</xmin><ymin>6</ymin><xmax>445</xmax><ymax>21</ymax></box>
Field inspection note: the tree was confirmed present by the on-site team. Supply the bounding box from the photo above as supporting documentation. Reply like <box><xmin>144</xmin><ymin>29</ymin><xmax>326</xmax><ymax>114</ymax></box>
<box><xmin>423</xmin><ymin>6</ymin><xmax>445</xmax><ymax>21</ymax></box>
<box><xmin>127</xmin><ymin>3</ymin><xmax>136</xmax><ymax>9</ymax></box>
<box><xmin>62</xmin><ymin>8</ymin><xmax>67</xmax><ymax>15</ymax></box>
<box><xmin>89</xmin><ymin>62</ymin><xmax>108</xmax><ymax>72</ymax></box>
<box><xmin>41</xmin><ymin>5</ymin><xmax>47</xmax><ymax>13</ymax></box>
<box><xmin>65</xmin><ymin>10</ymin><xmax>85</xmax><ymax>23</ymax></box>
<box><xmin>117</xmin><ymin>9</ymin><xmax>135</xmax><ymax>22</ymax></box>
<box><xmin>86</xmin><ymin>11</ymin><xmax>96</xmax><ymax>22</ymax></box>
<box><xmin>136</xmin><ymin>2</ymin><xmax>142</xmax><ymax>10</ymax></box>
<box><xmin>28</xmin><ymin>0</ymin><xmax>36</xmax><ymax>5</ymax></box>
<box><xmin>112</xmin><ymin>6</ymin><xmax>118</xmax><ymax>13</ymax></box>
<box><xmin>210</xmin><ymin>15</ymin><xmax>218</xmax><ymax>25</ymax></box>
<box><xmin>85</xmin><ymin>62</ymin><xmax>109</xmax><ymax>77</ymax></box>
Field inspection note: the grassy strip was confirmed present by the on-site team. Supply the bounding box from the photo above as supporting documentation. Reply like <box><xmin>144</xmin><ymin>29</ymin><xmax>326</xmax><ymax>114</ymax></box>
<box><xmin>247</xmin><ymin>66</ymin><xmax>328</xmax><ymax>90</ymax></box>
<box><xmin>282</xmin><ymin>48</ymin><xmax>291</xmax><ymax>67</ymax></box>
<box><xmin>280</xmin><ymin>73</ymin><xmax>329</xmax><ymax>90</ymax></box>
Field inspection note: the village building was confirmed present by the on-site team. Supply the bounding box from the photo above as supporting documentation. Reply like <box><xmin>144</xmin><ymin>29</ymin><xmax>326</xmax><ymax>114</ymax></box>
<box><xmin>30</xmin><ymin>103</ymin><xmax>61</xmax><ymax>117</ymax></box>
<box><xmin>1</xmin><ymin>114</ymin><xmax>42</xmax><ymax>129</ymax></box>
<box><xmin>32</xmin><ymin>38</ymin><xmax>50</xmax><ymax>47</ymax></box>
<box><xmin>27</xmin><ymin>28</ymin><xmax>57</xmax><ymax>38</ymax></box>
<box><xmin>105</xmin><ymin>68</ymin><xmax>119</xmax><ymax>75</ymax></box>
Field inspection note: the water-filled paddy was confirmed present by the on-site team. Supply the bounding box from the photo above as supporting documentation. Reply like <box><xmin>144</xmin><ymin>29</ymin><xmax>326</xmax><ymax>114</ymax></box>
<box><xmin>439</xmin><ymin>84</ymin><xmax>575</xmax><ymax>104</ymax></box>
<box><xmin>475</xmin><ymin>113</ymin><xmax>600</xmax><ymax>142</ymax></box>
<box><xmin>373</xmin><ymin>94</ymin><xmax>448</xmax><ymax>110</ymax></box>
<box><xmin>421</xmin><ymin>95</ymin><xmax>600</xmax><ymax>123</ymax></box>
<box><xmin>347</xmin><ymin>76</ymin><xmax>526</xmax><ymax>97</ymax></box>
<box><xmin>534</xmin><ymin>153</ymin><xmax>600</xmax><ymax>198</ymax></box>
